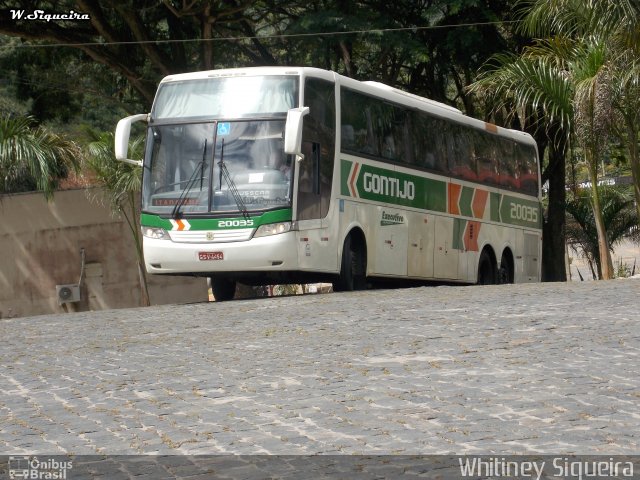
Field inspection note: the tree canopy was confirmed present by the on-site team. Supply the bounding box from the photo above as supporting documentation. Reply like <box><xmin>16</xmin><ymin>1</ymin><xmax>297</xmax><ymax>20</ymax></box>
<box><xmin>0</xmin><ymin>0</ymin><xmax>519</xmax><ymax>118</ymax></box>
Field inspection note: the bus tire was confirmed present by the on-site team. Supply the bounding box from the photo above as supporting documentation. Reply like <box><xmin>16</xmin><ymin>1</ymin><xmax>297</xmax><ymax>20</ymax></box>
<box><xmin>333</xmin><ymin>234</ymin><xmax>367</xmax><ymax>292</ymax></box>
<box><xmin>498</xmin><ymin>250</ymin><xmax>514</xmax><ymax>284</ymax></box>
<box><xmin>477</xmin><ymin>249</ymin><xmax>497</xmax><ymax>285</ymax></box>
<box><xmin>210</xmin><ymin>277</ymin><xmax>236</xmax><ymax>301</ymax></box>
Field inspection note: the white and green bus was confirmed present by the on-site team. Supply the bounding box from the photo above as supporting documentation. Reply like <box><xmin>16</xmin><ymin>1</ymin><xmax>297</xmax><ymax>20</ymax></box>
<box><xmin>115</xmin><ymin>66</ymin><xmax>541</xmax><ymax>301</ymax></box>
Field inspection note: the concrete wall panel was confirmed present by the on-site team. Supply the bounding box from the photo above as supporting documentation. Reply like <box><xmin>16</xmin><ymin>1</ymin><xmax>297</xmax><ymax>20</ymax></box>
<box><xmin>0</xmin><ymin>189</ymin><xmax>207</xmax><ymax>318</ymax></box>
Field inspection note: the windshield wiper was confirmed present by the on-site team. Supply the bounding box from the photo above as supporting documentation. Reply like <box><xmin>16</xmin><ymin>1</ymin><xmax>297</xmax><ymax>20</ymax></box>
<box><xmin>218</xmin><ymin>138</ymin><xmax>250</xmax><ymax>219</ymax></box>
<box><xmin>172</xmin><ymin>139</ymin><xmax>207</xmax><ymax>219</ymax></box>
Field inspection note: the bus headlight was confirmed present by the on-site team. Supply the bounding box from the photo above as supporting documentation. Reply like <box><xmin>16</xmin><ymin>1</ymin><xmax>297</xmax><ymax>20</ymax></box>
<box><xmin>142</xmin><ymin>226</ymin><xmax>170</xmax><ymax>239</ymax></box>
<box><xmin>253</xmin><ymin>222</ymin><xmax>292</xmax><ymax>238</ymax></box>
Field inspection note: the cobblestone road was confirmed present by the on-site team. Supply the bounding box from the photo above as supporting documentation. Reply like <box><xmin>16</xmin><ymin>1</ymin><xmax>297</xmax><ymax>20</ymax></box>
<box><xmin>1</xmin><ymin>280</ymin><xmax>639</xmax><ymax>455</ymax></box>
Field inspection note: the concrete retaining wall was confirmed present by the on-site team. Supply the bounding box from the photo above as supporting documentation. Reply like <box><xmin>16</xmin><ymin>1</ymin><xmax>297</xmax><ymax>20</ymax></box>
<box><xmin>0</xmin><ymin>188</ymin><xmax>207</xmax><ymax>318</ymax></box>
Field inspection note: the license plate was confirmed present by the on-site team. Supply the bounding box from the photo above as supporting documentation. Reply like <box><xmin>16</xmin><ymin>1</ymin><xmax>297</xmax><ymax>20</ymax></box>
<box><xmin>198</xmin><ymin>251</ymin><xmax>224</xmax><ymax>261</ymax></box>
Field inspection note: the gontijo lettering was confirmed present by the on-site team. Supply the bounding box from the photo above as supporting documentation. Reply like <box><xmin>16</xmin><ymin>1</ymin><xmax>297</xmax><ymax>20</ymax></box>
<box><xmin>363</xmin><ymin>172</ymin><xmax>415</xmax><ymax>200</ymax></box>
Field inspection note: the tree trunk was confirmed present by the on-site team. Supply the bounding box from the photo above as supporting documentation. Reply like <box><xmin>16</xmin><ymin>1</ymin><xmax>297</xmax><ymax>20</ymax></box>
<box><xmin>586</xmin><ymin>156</ymin><xmax>614</xmax><ymax>279</ymax></box>
<box><xmin>131</xmin><ymin>193</ymin><xmax>151</xmax><ymax>306</ymax></box>
<box><xmin>202</xmin><ymin>5</ymin><xmax>214</xmax><ymax>70</ymax></box>
<box><xmin>122</xmin><ymin>191</ymin><xmax>151</xmax><ymax>306</ymax></box>
<box><xmin>541</xmin><ymin>141</ymin><xmax>567</xmax><ymax>281</ymax></box>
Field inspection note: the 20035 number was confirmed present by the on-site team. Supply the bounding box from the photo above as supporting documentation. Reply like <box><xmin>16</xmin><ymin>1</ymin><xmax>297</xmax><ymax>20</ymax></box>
<box><xmin>217</xmin><ymin>219</ymin><xmax>254</xmax><ymax>228</ymax></box>
<box><xmin>510</xmin><ymin>203</ymin><xmax>538</xmax><ymax>223</ymax></box>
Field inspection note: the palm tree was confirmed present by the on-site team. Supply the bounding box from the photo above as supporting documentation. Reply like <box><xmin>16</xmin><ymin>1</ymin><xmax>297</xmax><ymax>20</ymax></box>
<box><xmin>566</xmin><ymin>186</ymin><xmax>639</xmax><ymax>279</ymax></box>
<box><xmin>0</xmin><ymin>114</ymin><xmax>80</xmax><ymax>199</ymax></box>
<box><xmin>84</xmin><ymin>130</ymin><xmax>150</xmax><ymax>306</ymax></box>
<box><xmin>570</xmin><ymin>37</ymin><xmax>616</xmax><ymax>279</ymax></box>
<box><xmin>611</xmin><ymin>47</ymin><xmax>640</xmax><ymax>226</ymax></box>
<box><xmin>520</xmin><ymin>0</ymin><xmax>640</xmax><ymax>278</ymax></box>
<box><xmin>469</xmin><ymin>0</ymin><xmax>640</xmax><ymax>279</ymax></box>
<box><xmin>467</xmin><ymin>45</ymin><xmax>572</xmax><ymax>281</ymax></box>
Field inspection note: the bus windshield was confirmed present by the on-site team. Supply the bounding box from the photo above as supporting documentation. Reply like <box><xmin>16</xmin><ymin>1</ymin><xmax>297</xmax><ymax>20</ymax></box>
<box><xmin>152</xmin><ymin>76</ymin><xmax>298</xmax><ymax>119</ymax></box>
<box><xmin>142</xmin><ymin>120</ymin><xmax>293</xmax><ymax>216</ymax></box>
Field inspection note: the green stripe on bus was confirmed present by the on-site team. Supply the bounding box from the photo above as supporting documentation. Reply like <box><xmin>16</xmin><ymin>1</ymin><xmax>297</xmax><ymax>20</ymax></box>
<box><xmin>340</xmin><ymin>159</ymin><xmax>353</xmax><ymax>196</ymax></box>
<box><xmin>340</xmin><ymin>159</ymin><xmax>541</xmax><ymax>229</ymax></box>
<box><xmin>340</xmin><ymin>159</ymin><xmax>447</xmax><ymax>212</ymax></box>
<box><xmin>490</xmin><ymin>192</ymin><xmax>502</xmax><ymax>223</ymax></box>
<box><xmin>499</xmin><ymin>195</ymin><xmax>542</xmax><ymax>229</ymax></box>
<box><xmin>140</xmin><ymin>208</ymin><xmax>292</xmax><ymax>230</ymax></box>
<box><xmin>452</xmin><ymin>218</ymin><xmax>466</xmax><ymax>250</ymax></box>
<box><xmin>459</xmin><ymin>187</ymin><xmax>474</xmax><ymax>218</ymax></box>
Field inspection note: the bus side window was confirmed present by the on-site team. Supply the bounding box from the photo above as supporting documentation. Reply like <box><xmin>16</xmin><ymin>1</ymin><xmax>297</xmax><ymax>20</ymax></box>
<box><xmin>476</xmin><ymin>132</ymin><xmax>499</xmax><ymax>185</ymax></box>
<box><xmin>411</xmin><ymin>111</ymin><xmax>445</xmax><ymax>173</ymax></box>
<box><xmin>518</xmin><ymin>145</ymin><xmax>538</xmax><ymax>196</ymax></box>
<box><xmin>447</xmin><ymin>126</ymin><xmax>476</xmax><ymax>182</ymax></box>
<box><xmin>431</xmin><ymin>118</ymin><xmax>448</xmax><ymax>173</ymax></box>
<box><xmin>498</xmin><ymin>139</ymin><xmax>519</xmax><ymax>190</ymax></box>
<box><xmin>380</xmin><ymin>104</ymin><xmax>408</xmax><ymax>164</ymax></box>
<box><xmin>341</xmin><ymin>125</ymin><xmax>355</xmax><ymax>150</ymax></box>
<box><xmin>376</xmin><ymin>100</ymin><xmax>393</xmax><ymax>158</ymax></box>
<box><xmin>342</xmin><ymin>89</ymin><xmax>369</xmax><ymax>156</ymax></box>
<box><xmin>301</xmin><ymin>77</ymin><xmax>335</xmax><ymax>219</ymax></box>
<box><xmin>299</xmin><ymin>141</ymin><xmax>320</xmax><ymax>194</ymax></box>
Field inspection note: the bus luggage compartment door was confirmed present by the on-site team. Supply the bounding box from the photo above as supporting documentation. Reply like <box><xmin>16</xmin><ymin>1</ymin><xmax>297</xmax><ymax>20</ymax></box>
<box><xmin>434</xmin><ymin>216</ymin><xmax>460</xmax><ymax>280</ymax></box>
<box><xmin>374</xmin><ymin>207</ymin><xmax>408</xmax><ymax>276</ymax></box>
<box><xmin>408</xmin><ymin>213</ymin><xmax>434</xmax><ymax>278</ymax></box>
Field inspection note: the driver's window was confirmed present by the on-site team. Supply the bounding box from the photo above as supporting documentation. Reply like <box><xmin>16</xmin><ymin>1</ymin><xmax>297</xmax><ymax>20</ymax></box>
<box><xmin>298</xmin><ymin>78</ymin><xmax>335</xmax><ymax>220</ymax></box>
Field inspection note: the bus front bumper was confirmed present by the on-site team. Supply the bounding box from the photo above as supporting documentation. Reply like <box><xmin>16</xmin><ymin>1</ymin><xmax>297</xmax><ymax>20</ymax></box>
<box><xmin>143</xmin><ymin>231</ymin><xmax>298</xmax><ymax>274</ymax></box>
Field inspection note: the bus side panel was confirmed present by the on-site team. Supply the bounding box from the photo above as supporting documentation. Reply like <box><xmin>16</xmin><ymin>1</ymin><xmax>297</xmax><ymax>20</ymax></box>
<box><xmin>296</xmin><ymin>220</ymin><xmax>336</xmax><ymax>273</ymax></box>
<box><xmin>434</xmin><ymin>215</ymin><xmax>460</xmax><ymax>280</ymax></box>
<box><xmin>374</xmin><ymin>205</ymin><xmax>408</xmax><ymax>276</ymax></box>
<box><xmin>516</xmin><ymin>230</ymin><xmax>542</xmax><ymax>282</ymax></box>
<box><xmin>407</xmin><ymin>212</ymin><xmax>434</xmax><ymax>278</ymax></box>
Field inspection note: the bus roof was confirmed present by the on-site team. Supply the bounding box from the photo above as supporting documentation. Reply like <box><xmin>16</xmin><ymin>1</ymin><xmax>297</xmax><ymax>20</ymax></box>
<box><xmin>158</xmin><ymin>66</ymin><xmax>536</xmax><ymax>148</ymax></box>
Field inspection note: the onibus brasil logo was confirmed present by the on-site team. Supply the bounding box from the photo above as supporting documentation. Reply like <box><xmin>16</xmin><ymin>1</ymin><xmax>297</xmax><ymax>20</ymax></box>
<box><xmin>8</xmin><ymin>456</ymin><xmax>72</xmax><ymax>479</ymax></box>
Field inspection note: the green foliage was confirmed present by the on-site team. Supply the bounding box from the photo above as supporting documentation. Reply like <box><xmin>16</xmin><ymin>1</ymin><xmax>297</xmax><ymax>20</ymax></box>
<box><xmin>470</xmin><ymin>0</ymin><xmax>640</xmax><ymax>280</ymax></box>
<box><xmin>0</xmin><ymin>114</ymin><xmax>80</xmax><ymax>199</ymax></box>
<box><xmin>84</xmin><ymin>129</ymin><xmax>143</xmax><ymax>213</ymax></box>
<box><xmin>84</xmin><ymin>128</ymin><xmax>150</xmax><ymax>305</ymax></box>
<box><xmin>470</xmin><ymin>48</ymin><xmax>574</xmax><ymax>133</ymax></box>
<box><xmin>0</xmin><ymin>0</ymin><xmax>517</xmax><ymax>119</ymax></box>
<box><xmin>566</xmin><ymin>186</ymin><xmax>639</xmax><ymax>278</ymax></box>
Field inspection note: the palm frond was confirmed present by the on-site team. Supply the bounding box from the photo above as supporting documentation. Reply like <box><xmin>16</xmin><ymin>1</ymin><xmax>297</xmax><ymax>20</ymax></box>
<box><xmin>0</xmin><ymin>115</ymin><xmax>81</xmax><ymax>199</ymax></box>
<box><xmin>469</xmin><ymin>52</ymin><xmax>573</xmax><ymax>132</ymax></box>
<box><xmin>517</xmin><ymin>0</ymin><xmax>587</xmax><ymax>37</ymax></box>
<box><xmin>85</xmin><ymin>130</ymin><xmax>144</xmax><ymax>214</ymax></box>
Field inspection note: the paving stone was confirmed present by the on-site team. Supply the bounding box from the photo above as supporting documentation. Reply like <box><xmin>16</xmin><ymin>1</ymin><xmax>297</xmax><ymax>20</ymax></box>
<box><xmin>1</xmin><ymin>280</ymin><xmax>639</xmax><ymax>454</ymax></box>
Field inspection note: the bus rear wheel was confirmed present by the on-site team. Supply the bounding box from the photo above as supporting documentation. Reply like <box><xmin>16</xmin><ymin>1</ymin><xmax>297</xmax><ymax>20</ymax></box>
<box><xmin>498</xmin><ymin>251</ymin><xmax>514</xmax><ymax>284</ymax></box>
<box><xmin>210</xmin><ymin>277</ymin><xmax>236</xmax><ymax>301</ymax></box>
<box><xmin>333</xmin><ymin>234</ymin><xmax>367</xmax><ymax>292</ymax></box>
<box><xmin>477</xmin><ymin>249</ymin><xmax>497</xmax><ymax>285</ymax></box>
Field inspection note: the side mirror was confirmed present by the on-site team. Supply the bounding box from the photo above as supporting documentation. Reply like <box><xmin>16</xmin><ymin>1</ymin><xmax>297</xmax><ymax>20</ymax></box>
<box><xmin>115</xmin><ymin>114</ymin><xmax>148</xmax><ymax>167</ymax></box>
<box><xmin>284</xmin><ymin>107</ymin><xmax>310</xmax><ymax>157</ymax></box>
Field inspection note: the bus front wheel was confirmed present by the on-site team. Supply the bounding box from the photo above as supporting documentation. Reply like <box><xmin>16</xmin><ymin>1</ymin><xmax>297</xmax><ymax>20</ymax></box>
<box><xmin>210</xmin><ymin>277</ymin><xmax>236</xmax><ymax>301</ymax></box>
<box><xmin>333</xmin><ymin>234</ymin><xmax>367</xmax><ymax>292</ymax></box>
